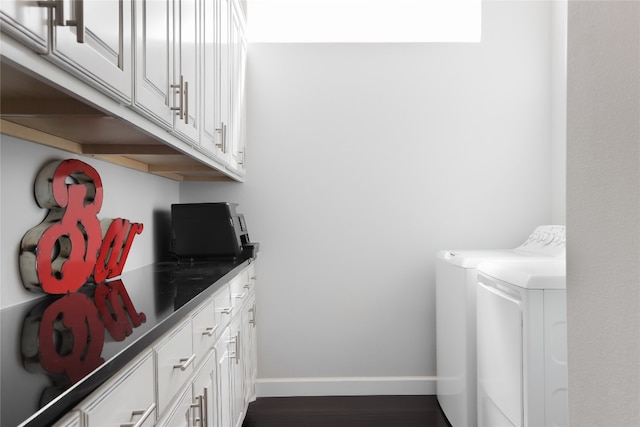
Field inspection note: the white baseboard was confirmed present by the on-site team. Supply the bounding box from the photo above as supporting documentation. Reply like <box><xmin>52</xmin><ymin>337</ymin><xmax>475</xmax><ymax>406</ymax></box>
<box><xmin>255</xmin><ymin>376</ymin><xmax>437</xmax><ymax>397</ymax></box>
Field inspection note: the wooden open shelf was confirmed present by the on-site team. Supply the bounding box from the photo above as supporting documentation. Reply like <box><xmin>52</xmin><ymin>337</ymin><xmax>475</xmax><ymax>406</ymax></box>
<box><xmin>0</xmin><ymin>61</ymin><xmax>235</xmax><ymax>182</ymax></box>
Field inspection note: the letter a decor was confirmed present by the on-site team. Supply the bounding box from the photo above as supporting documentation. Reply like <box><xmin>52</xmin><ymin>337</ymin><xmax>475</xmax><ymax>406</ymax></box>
<box><xmin>20</xmin><ymin>159</ymin><xmax>143</xmax><ymax>294</ymax></box>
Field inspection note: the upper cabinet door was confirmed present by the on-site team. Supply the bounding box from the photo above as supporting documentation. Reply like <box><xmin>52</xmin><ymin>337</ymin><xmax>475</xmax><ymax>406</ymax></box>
<box><xmin>172</xmin><ymin>0</ymin><xmax>200</xmax><ymax>144</ymax></box>
<box><xmin>219</xmin><ymin>0</ymin><xmax>231</xmax><ymax>158</ymax></box>
<box><xmin>0</xmin><ymin>0</ymin><xmax>50</xmax><ymax>53</ymax></box>
<box><xmin>201</xmin><ymin>0</ymin><xmax>224</xmax><ymax>157</ymax></box>
<box><xmin>52</xmin><ymin>0</ymin><xmax>132</xmax><ymax>103</ymax></box>
<box><xmin>134</xmin><ymin>0</ymin><xmax>174</xmax><ymax>129</ymax></box>
<box><xmin>229</xmin><ymin>0</ymin><xmax>247</xmax><ymax>172</ymax></box>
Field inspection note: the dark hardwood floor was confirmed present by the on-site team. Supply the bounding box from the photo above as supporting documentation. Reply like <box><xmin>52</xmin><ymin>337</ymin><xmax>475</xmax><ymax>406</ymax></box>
<box><xmin>242</xmin><ymin>395</ymin><xmax>452</xmax><ymax>427</ymax></box>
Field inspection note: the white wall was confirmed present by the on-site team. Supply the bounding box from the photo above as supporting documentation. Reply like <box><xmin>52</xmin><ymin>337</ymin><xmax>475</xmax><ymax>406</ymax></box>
<box><xmin>567</xmin><ymin>2</ymin><xmax>640</xmax><ymax>426</ymax></box>
<box><xmin>551</xmin><ymin>0</ymin><xmax>568</xmax><ymax>224</ymax></box>
<box><xmin>181</xmin><ymin>0</ymin><xmax>560</xmax><ymax>395</ymax></box>
<box><xmin>0</xmin><ymin>136</ymin><xmax>180</xmax><ymax>308</ymax></box>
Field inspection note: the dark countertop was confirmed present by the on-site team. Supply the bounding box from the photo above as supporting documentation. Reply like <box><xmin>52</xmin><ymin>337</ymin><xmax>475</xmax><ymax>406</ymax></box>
<box><xmin>0</xmin><ymin>257</ymin><xmax>254</xmax><ymax>427</ymax></box>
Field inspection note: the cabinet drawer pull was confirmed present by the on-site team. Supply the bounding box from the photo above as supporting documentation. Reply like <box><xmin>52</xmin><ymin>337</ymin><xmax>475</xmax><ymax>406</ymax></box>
<box><xmin>243</xmin><ymin>284</ymin><xmax>251</xmax><ymax>290</ymax></box>
<box><xmin>202</xmin><ymin>325</ymin><xmax>218</xmax><ymax>336</ymax></box>
<box><xmin>120</xmin><ymin>402</ymin><xmax>156</xmax><ymax>427</ymax></box>
<box><xmin>219</xmin><ymin>307</ymin><xmax>232</xmax><ymax>315</ymax></box>
<box><xmin>233</xmin><ymin>293</ymin><xmax>247</xmax><ymax>299</ymax></box>
<box><xmin>173</xmin><ymin>353</ymin><xmax>196</xmax><ymax>371</ymax></box>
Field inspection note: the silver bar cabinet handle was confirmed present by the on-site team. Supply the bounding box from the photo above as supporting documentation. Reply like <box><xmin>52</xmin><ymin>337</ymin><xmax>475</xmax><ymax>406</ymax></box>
<box><xmin>184</xmin><ymin>80</ymin><xmax>189</xmax><ymax>124</ymax></box>
<box><xmin>171</xmin><ymin>75</ymin><xmax>184</xmax><ymax>119</ymax></box>
<box><xmin>66</xmin><ymin>0</ymin><xmax>85</xmax><ymax>43</ymax></box>
<box><xmin>173</xmin><ymin>353</ymin><xmax>196</xmax><ymax>371</ymax></box>
<box><xmin>120</xmin><ymin>403</ymin><xmax>156</xmax><ymax>427</ymax></box>
<box><xmin>191</xmin><ymin>395</ymin><xmax>204</xmax><ymax>426</ymax></box>
<box><xmin>202</xmin><ymin>325</ymin><xmax>218</xmax><ymax>337</ymax></box>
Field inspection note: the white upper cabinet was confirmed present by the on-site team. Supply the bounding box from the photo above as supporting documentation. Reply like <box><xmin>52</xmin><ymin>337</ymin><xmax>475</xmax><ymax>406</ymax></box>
<box><xmin>201</xmin><ymin>0</ymin><xmax>226</xmax><ymax>158</ymax></box>
<box><xmin>172</xmin><ymin>0</ymin><xmax>200</xmax><ymax>143</ymax></box>
<box><xmin>229</xmin><ymin>0</ymin><xmax>247</xmax><ymax>173</ymax></box>
<box><xmin>201</xmin><ymin>0</ymin><xmax>246</xmax><ymax>175</ymax></box>
<box><xmin>53</xmin><ymin>0</ymin><xmax>133</xmax><ymax>103</ymax></box>
<box><xmin>133</xmin><ymin>0</ymin><xmax>174</xmax><ymax>129</ymax></box>
<box><xmin>134</xmin><ymin>0</ymin><xmax>200</xmax><ymax>144</ymax></box>
<box><xmin>0</xmin><ymin>0</ymin><xmax>49</xmax><ymax>53</ymax></box>
<box><xmin>0</xmin><ymin>0</ymin><xmax>248</xmax><ymax>180</ymax></box>
<box><xmin>0</xmin><ymin>0</ymin><xmax>133</xmax><ymax>102</ymax></box>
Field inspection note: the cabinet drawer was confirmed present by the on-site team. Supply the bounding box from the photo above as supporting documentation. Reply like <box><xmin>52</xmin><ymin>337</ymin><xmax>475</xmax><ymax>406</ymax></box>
<box><xmin>79</xmin><ymin>351</ymin><xmax>155</xmax><ymax>427</ymax></box>
<box><xmin>155</xmin><ymin>318</ymin><xmax>195</xmax><ymax>414</ymax></box>
<box><xmin>229</xmin><ymin>272</ymin><xmax>249</xmax><ymax>313</ymax></box>
<box><xmin>245</xmin><ymin>264</ymin><xmax>256</xmax><ymax>294</ymax></box>
<box><xmin>215</xmin><ymin>284</ymin><xmax>233</xmax><ymax>324</ymax></box>
<box><xmin>192</xmin><ymin>298</ymin><xmax>217</xmax><ymax>364</ymax></box>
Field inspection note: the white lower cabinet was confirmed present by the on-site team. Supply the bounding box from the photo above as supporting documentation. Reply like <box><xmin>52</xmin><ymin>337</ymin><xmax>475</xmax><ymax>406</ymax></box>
<box><xmin>61</xmin><ymin>262</ymin><xmax>256</xmax><ymax>427</ymax></box>
<box><xmin>156</xmin><ymin>384</ymin><xmax>193</xmax><ymax>427</ymax></box>
<box><xmin>193</xmin><ymin>350</ymin><xmax>218</xmax><ymax>427</ymax></box>
<box><xmin>215</xmin><ymin>327</ymin><xmax>234</xmax><ymax>427</ymax></box>
<box><xmin>243</xmin><ymin>293</ymin><xmax>257</xmax><ymax>406</ymax></box>
<box><xmin>155</xmin><ymin>318</ymin><xmax>196</xmax><ymax>415</ymax></box>
<box><xmin>77</xmin><ymin>351</ymin><xmax>156</xmax><ymax>427</ymax></box>
<box><xmin>157</xmin><ymin>350</ymin><xmax>217</xmax><ymax>427</ymax></box>
<box><xmin>229</xmin><ymin>315</ymin><xmax>244</xmax><ymax>427</ymax></box>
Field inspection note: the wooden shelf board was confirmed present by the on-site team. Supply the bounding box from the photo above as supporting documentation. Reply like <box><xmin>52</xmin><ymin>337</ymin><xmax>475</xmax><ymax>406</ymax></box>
<box><xmin>0</xmin><ymin>119</ymin><xmax>234</xmax><ymax>182</ymax></box>
<box><xmin>0</xmin><ymin>60</ymin><xmax>238</xmax><ymax>182</ymax></box>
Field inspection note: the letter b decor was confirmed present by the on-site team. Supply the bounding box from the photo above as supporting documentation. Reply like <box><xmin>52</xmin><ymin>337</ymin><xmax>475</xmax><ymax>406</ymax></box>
<box><xmin>19</xmin><ymin>159</ymin><xmax>143</xmax><ymax>294</ymax></box>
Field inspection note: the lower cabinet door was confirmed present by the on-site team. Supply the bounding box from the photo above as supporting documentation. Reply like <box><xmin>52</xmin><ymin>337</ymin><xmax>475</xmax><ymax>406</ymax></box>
<box><xmin>215</xmin><ymin>327</ymin><xmax>233</xmax><ymax>427</ymax></box>
<box><xmin>229</xmin><ymin>316</ymin><xmax>245</xmax><ymax>427</ymax></box>
<box><xmin>156</xmin><ymin>385</ymin><xmax>194</xmax><ymax>427</ymax></box>
<box><xmin>192</xmin><ymin>350</ymin><xmax>217</xmax><ymax>427</ymax></box>
<box><xmin>243</xmin><ymin>294</ymin><xmax>257</xmax><ymax>405</ymax></box>
<box><xmin>78</xmin><ymin>351</ymin><xmax>156</xmax><ymax>427</ymax></box>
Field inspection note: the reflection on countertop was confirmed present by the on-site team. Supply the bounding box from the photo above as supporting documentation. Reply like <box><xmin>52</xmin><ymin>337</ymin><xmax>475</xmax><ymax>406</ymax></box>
<box><xmin>1</xmin><ymin>257</ymin><xmax>252</xmax><ymax>427</ymax></box>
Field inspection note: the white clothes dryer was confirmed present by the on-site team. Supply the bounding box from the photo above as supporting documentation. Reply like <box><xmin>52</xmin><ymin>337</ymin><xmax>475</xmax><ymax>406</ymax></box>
<box><xmin>436</xmin><ymin>225</ymin><xmax>565</xmax><ymax>427</ymax></box>
<box><xmin>476</xmin><ymin>260</ymin><xmax>568</xmax><ymax>427</ymax></box>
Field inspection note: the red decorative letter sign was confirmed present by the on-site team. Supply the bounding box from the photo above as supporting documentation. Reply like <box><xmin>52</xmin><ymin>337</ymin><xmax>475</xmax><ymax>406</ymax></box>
<box><xmin>20</xmin><ymin>159</ymin><xmax>143</xmax><ymax>294</ymax></box>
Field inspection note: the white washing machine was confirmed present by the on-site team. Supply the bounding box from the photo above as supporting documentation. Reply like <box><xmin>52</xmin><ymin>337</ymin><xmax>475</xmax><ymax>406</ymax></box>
<box><xmin>476</xmin><ymin>259</ymin><xmax>568</xmax><ymax>427</ymax></box>
<box><xmin>435</xmin><ymin>225</ymin><xmax>565</xmax><ymax>427</ymax></box>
